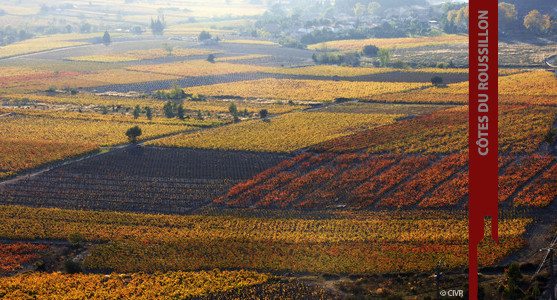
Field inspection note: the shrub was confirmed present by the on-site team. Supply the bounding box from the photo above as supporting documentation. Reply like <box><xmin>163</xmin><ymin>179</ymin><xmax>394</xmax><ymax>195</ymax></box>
<box><xmin>67</xmin><ymin>232</ymin><xmax>84</xmax><ymax>246</ymax></box>
<box><xmin>392</xmin><ymin>60</ymin><xmax>408</xmax><ymax>69</ymax></box>
<box><xmin>63</xmin><ymin>259</ymin><xmax>82</xmax><ymax>274</ymax></box>
<box><xmin>431</xmin><ymin>76</ymin><xmax>443</xmax><ymax>86</ymax></box>
<box><xmin>363</xmin><ymin>45</ymin><xmax>379</xmax><ymax>57</ymax></box>
<box><xmin>198</xmin><ymin>30</ymin><xmax>211</xmax><ymax>41</ymax></box>
<box><xmin>436</xmin><ymin>62</ymin><xmax>450</xmax><ymax>69</ymax></box>
<box><xmin>259</xmin><ymin>109</ymin><xmax>268</xmax><ymax>118</ymax></box>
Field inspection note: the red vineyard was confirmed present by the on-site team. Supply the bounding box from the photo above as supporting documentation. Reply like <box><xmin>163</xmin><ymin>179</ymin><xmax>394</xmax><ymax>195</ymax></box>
<box><xmin>217</xmin><ymin>152</ymin><xmax>557</xmax><ymax>210</ymax></box>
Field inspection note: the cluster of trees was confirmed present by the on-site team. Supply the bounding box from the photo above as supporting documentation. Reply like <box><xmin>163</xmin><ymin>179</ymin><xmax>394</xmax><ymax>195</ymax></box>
<box><xmin>132</xmin><ymin>105</ymin><xmax>153</xmax><ymax>120</ymax></box>
<box><xmin>523</xmin><ymin>10</ymin><xmax>553</xmax><ymax>34</ymax></box>
<box><xmin>228</xmin><ymin>103</ymin><xmax>249</xmax><ymax>123</ymax></box>
<box><xmin>163</xmin><ymin>101</ymin><xmax>186</xmax><ymax>119</ymax></box>
<box><xmin>0</xmin><ymin>26</ymin><xmax>33</xmax><ymax>47</ymax></box>
<box><xmin>150</xmin><ymin>16</ymin><xmax>166</xmax><ymax>35</ymax></box>
<box><xmin>312</xmin><ymin>51</ymin><xmax>361</xmax><ymax>66</ymax></box>
<box><xmin>153</xmin><ymin>84</ymin><xmax>187</xmax><ymax>100</ymax></box>
<box><xmin>299</xmin><ymin>19</ymin><xmax>430</xmax><ymax>45</ymax></box>
<box><xmin>443</xmin><ymin>2</ymin><xmax>557</xmax><ymax>35</ymax></box>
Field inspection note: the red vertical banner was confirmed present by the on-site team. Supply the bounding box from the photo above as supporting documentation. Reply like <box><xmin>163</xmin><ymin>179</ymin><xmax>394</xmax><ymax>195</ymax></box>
<box><xmin>468</xmin><ymin>0</ymin><xmax>498</xmax><ymax>299</ymax></box>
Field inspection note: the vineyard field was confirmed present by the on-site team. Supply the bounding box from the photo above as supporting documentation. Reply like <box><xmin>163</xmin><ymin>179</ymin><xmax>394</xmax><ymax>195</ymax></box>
<box><xmin>148</xmin><ymin>111</ymin><xmax>402</xmax><ymax>153</ymax></box>
<box><xmin>66</xmin><ymin>48</ymin><xmax>219</xmax><ymax>62</ymax></box>
<box><xmin>0</xmin><ymin>11</ymin><xmax>556</xmax><ymax>299</ymax></box>
<box><xmin>307</xmin><ymin>34</ymin><xmax>468</xmax><ymax>51</ymax></box>
<box><xmin>311</xmin><ymin>105</ymin><xmax>557</xmax><ymax>154</ymax></box>
<box><xmin>0</xmin><ymin>205</ymin><xmax>531</xmax><ymax>275</ymax></box>
<box><xmin>0</xmin><ymin>147</ymin><xmax>287</xmax><ymax>214</ymax></box>
<box><xmin>0</xmin><ymin>270</ymin><xmax>272</xmax><ymax>299</ymax></box>
<box><xmin>217</xmin><ymin>152</ymin><xmax>557</xmax><ymax>210</ymax></box>
<box><xmin>186</xmin><ymin>78</ymin><xmax>425</xmax><ymax>101</ymax></box>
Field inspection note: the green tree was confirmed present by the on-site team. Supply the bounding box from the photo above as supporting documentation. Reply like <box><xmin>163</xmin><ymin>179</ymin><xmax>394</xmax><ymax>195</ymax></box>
<box><xmin>130</xmin><ymin>26</ymin><xmax>142</xmax><ymax>35</ymax></box>
<box><xmin>162</xmin><ymin>43</ymin><xmax>173</xmax><ymax>56</ymax></box>
<box><xmin>145</xmin><ymin>106</ymin><xmax>152</xmax><ymax>120</ymax></box>
<box><xmin>133</xmin><ymin>105</ymin><xmax>141</xmax><ymax>119</ymax></box>
<box><xmin>150</xmin><ymin>16</ymin><xmax>166</xmax><ymax>35</ymax></box>
<box><xmin>168</xmin><ymin>84</ymin><xmax>185</xmax><ymax>100</ymax></box>
<box><xmin>163</xmin><ymin>101</ymin><xmax>175</xmax><ymax>118</ymax></box>
<box><xmin>67</xmin><ymin>232</ymin><xmax>84</xmax><ymax>247</ymax></box>
<box><xmin>363</xmin><ymin>45</ymin><xmax>379</xmax><ymax>57</ymax></box>
<box><xmin>102</xmin><ymin>30</ymin><xmax>111</xmax><ymax>46</ymax></box>
<box><xmin>126</xmin><ymin>126</ymin><xmax>142</xmax><ymax>143</ymax></box>
<box><xmin>378</xmin><ymin>48</ymin><xmax>390</xmax><ymax>67</ymax></box>
<box><xmin>198</xmin><ymin>30</ymin><xmax>212</xmax><ymax>41</ymax></box>
<box><xmin>80</xmin><ymin>23</ymin><xmax>91</xmax><ymax>33</ymax></box>
<box><xmin>207</xmin><ymin>54</ymin><xmax>215</xmax><ymax>63</ymax></box>
<box><xmin>259</xmin><ymin>109</ymin><xmax>268</xmax><ymax>119</ymax></box>
<box><xmin>431</xmin><ymin>76</ymin><xmax>443</xmax><ymax>86</ymax></box>
<box><xmin>501</xmin><ymin>263</ymin><xmax>524</xmax><ymax>300</ymax></box>
<box><xmin>506</xmin><ymin>263</ymin><xmax>523</xmax><ymax>283</ymax></box>
<box><xmin>177</xmin><ymin>104</ymin><xmax>185</xmax><ymax>120</ymax></box>
<box><xmin>228</xmin><ymin>102</ymin><xmax>238</xmax><ymax>115</ymax></box>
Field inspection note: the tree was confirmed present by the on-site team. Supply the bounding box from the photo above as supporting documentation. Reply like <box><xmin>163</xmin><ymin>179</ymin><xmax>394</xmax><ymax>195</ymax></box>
<box><xmin>447</xmin><ymin>5</ymin><xmax>469</xmax><ymax>32</ymax></box>
<box><xmin>198</xmin><ymin>30</ymin><xmax>211</xmax><ymax>41</ymax></box>
<box><xmin>259</xmin><ymin>109</ymin><xmax>268</xmax><ymax>119</ymax></box>
<box><xmin>168</xmin><ymin>83</ymin><xmax>185</xmax><ymax>100</ymax></box>
<box><xmin>150</xmin><ymin>16</ymin><xmax>166</xmax><ymax>35</ymax></box>
<box><xmin>368</xmin><ymin>2</ymin><xmax>380</xmax><ymax>15</ymax></box>
<box><xmin>228</xmin><ymin>102</ymin><xmax>238</xmax><ymax>115</ymax></box>
<box><xmin>343</xmin><ymin>52</ymin><xmax>360</xmax><ymax>67</ymax></box>
<box><xmin>177</xmin><ymin>104</ymin><xmax>185</xmax><ymax>120</ymax></box>
<box><xmin>67</xmin><ymin>232</ymin><xmax>84</xmax><ymax>247</ymax></box>
<box><xmin>524</xmin><ymin>10</ymin><xmax>551</xmax><ymax>34</ymax></box>
<box><xmin>162</xmin><ymin>43</ymin><xmax>173</xmax><ymax>56</ymax></box>
<box><xmin>130</xmin><ymin>26</ymin><xmax>142</xmax><ymax>35</ymax></box>
<box><xmin>499</xmin><ymin>262</ymin><xmax>524</xmax><ymax>300</ymax></box>
<box><xmin>126</xmin><ymin>126</ymin><xmax>142</xmax><ymax>143</ymax></box>
<box><xmin>133</xmin><ymin>105</ymin><xmax>141</xmax><ymax>119</ymax></box>
<box><xmin>163</xmin><ymin>101</ymin><xmax>175</xmax><ymax>118</ymax></box>
<box><xmin>80</xmin><ymin>23</ymin><xmax>91</xmax><ymax>33</ymax></box>
<box><xmin>431</xmin><ymin>76</ymin><xmax>443</xmax><ymax>86</ymax></box>
<box><xmin>145</xmin><ymin>106</ymin><xmax>152</xmax><ymax>120</ymax></box>
<box><xmin>102</xmin><ymin>31</ymin><xmax>111</xmax><ymax>46</ymax></box>
<box><xmin>377</xmin><ymin>48</ymin><xmax>390</xmax><ymax>67</ymax></box>
<box><xmin>498</xmin><ymin>3</ymin><xmax>517</xmax><ymax>30</ymax></box>
<box><xmin>354</xmin><ymin>2</ymin><xmax>366</xmax><ymax>18</ymax></box>
<box><xmin>363</xmin><ymin>45</ymin><xmax>379</xmax><ymax>57</ymax></box>
<box><xmin>207</xmin><ymin>54</ymin><xmax>215</xmax><ymax>63</ymax></box>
